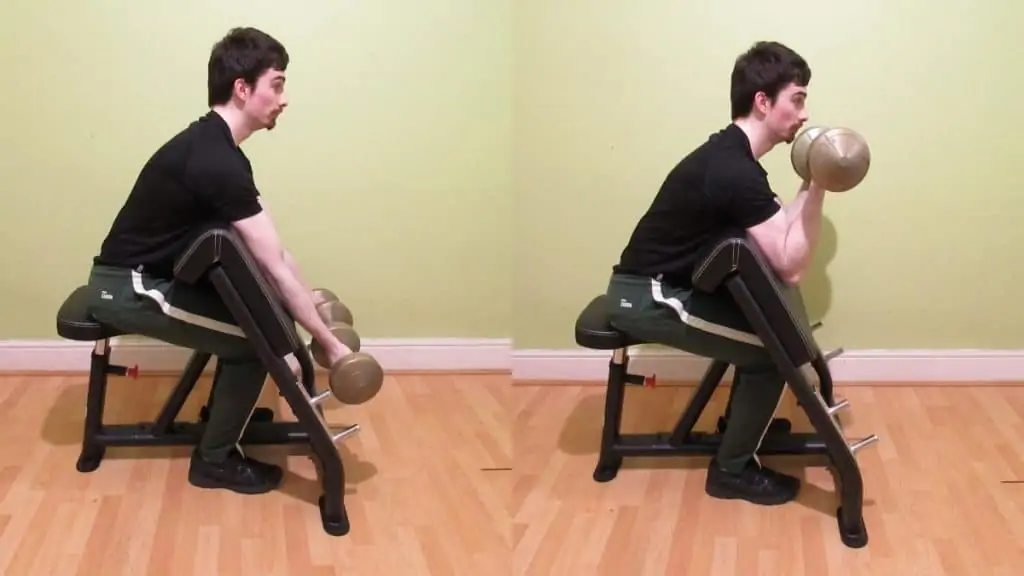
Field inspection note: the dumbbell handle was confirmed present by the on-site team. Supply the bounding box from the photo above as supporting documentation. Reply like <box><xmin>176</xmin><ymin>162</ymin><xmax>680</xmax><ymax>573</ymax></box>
<box><xmin>309</xmin><ymin>323</ymin><xmax>362</xmax><ymax>368</ymax></box>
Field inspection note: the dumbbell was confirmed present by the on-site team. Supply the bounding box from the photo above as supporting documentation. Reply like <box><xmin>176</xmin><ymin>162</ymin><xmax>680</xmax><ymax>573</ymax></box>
<box><xmin>312</xmin><ymin>288</ymin><xmax>354</xmax><ymax>327</ymax></box>
<box><xmin>309</xmin><ymin>322</ymin><xmax>384</xmax><ymax>405</ymax></box>
<box><xmin>310</xmin><ymin>322</ymin><xmax>362</xmax><ymax>367</ymax></box>
<box><xmin>791</xmin><ymin>126</ymin><xmax>871</xmax><ymax>192</ymax></box>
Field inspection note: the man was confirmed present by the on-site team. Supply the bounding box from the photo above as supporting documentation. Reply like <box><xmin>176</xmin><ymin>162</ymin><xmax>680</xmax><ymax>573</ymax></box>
<box><xmin>87</xmin><ymin>27</ymin><xmax>353</xmax><ymax>495</ymax></box>
<box><xmin>606</xmin><ymin>41</ymin><xmax>824</xmax><ymax>506</ymax></box>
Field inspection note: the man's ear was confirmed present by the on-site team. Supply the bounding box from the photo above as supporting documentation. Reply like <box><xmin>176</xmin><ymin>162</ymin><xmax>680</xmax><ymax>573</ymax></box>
<box><xmin>753</xmin><ymin>91</ymin><xmax>770</xmax><ymax>115</ymax></box>
<box><xmin>233</xmin><ymin>77</ymin><xmax>251</xmax><ymax>101</ymax></box>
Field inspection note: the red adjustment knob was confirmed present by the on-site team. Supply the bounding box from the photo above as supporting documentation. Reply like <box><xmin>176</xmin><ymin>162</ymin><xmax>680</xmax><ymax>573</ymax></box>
<box><xmin>126</xmin><ymin>365</ymin><xmax>139</xmax><ymax>379</ymax></box>
<box><xmin>644</xmin><ymin>374</ymin><xmax>657</xmax><ymax>388</ymax></box>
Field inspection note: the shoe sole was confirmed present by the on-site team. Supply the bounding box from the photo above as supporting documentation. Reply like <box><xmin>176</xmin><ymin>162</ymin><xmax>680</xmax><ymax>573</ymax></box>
<box><xmin>704</xmin><ymin>482</ymin><xmax>798</xmax><ymax>506</ymax></box>
<box><xmin>187</xmin><ymin>471</ymin><xmax>283</xmax><ymax>495</ymax></box>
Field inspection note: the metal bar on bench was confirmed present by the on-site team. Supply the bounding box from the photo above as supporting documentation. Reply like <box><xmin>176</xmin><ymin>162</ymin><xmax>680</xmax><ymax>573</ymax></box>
<box><xmin>611</xmin><ymin>432</ymin><xmax>830</xmax><ymax>457</ymax></box>
<box><xmin>849</xmin><ymin>435</ymin><xmax>880</xmax><ymax>455</ymax></box>
<box><xmin>827</xmin><ymin>397</ymin><xmax>850</xmax><ymax>416</ymax></box>
<box><xmin>331</xmin><ymin>424</ymin><xmax>360</xmax><ymax>443</ymax></box>
<box><xmin>93</xmin><ymin>422</ymin><xmax>312</xmax><ymax>447</ymax></box>
<box><xmin>311</xmin><ymin>389</ymin><xmax>334</xmax><ymax>406</ymax></box>
<box><xmin>823</xmin><ymin>347</ymin><xmax>845</xmax><ymax>363</ymax></box>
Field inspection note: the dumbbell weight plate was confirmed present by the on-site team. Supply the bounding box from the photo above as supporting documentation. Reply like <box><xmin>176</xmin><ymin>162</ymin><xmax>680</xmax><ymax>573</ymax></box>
<box><xmin>329</xmin><ymin>352</ymin><xmax>384</xmax><ymax>405</ymax></box>
<box><xmin>312</xmin><ymin>288</ymin><xmax>338</xmax><ymax>305</ymax></box>
<box><xmin>807</xmin><ymin>128</ymin><xmax>871</xmax><ymax>192</ymax></box>
<box><xmin>791</xmin><ymin>125</ymin><xmax>828</xmax><ymax>182</ymax></box>
<box><xmin>316</xmin><ymin>299</ymin><xmax>354</xmax><ymax>327</ymax></box>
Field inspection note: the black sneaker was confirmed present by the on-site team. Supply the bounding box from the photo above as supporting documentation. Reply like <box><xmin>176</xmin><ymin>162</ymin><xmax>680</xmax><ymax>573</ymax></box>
<box><xmin>704</xmin><ymin>457</ymin><xmax>800</xmax><ymax>506</ymax></box>
<box><xmin>188</xmin><ymin>448</ymin><xmax>284</xmax><ymax>495</ymax></box>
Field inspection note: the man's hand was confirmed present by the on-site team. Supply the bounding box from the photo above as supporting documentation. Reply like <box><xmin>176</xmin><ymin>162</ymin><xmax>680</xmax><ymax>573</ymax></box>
<box><xmin>281</xmin><ymin>250</ymin><xmax>356</xmax><ymax>365</ymax></box>
<box><xmin>317</xmin><ymin>334</ymin><xmax>354</xmax><ymax>367</ymax></box>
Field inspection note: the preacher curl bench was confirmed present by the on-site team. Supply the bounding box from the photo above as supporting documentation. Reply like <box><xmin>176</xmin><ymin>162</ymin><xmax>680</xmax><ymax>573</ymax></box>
<box><xmin>56</xmin><ymin>224</ymin><xmax>366</xmax><ymax>536</ymax></box>
<box><xmin>574</xmin><ymin>233</ymin><xmax>877</xmax><ymax>549</ymax></box>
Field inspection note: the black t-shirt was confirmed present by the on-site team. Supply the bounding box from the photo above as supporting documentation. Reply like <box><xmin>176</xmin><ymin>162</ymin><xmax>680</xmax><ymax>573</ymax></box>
<box><xmin>612</xmin><ymin>123</ymin><xmax>782</xmax><ymax>287</ymax></box>
<box><xmin>94</xmin><ymin>111</ymin><xmax>264</xmax><ymax>278</ymax></box>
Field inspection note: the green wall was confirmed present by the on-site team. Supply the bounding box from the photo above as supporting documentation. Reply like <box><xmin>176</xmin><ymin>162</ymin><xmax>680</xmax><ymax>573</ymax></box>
<box><xmin>514</xmin><ymin>0</ymin><xmax>1024</xmax><ymax>350</ymax></box>
<box><xmin>4</xmin><ymin>1</ymin><xmax>1023</xmax><ymax>353</ymax></box>
<box><xmin>0</xmin><ymin>0</ymin><xmax>511</xmax><ymax>340</ymax></box>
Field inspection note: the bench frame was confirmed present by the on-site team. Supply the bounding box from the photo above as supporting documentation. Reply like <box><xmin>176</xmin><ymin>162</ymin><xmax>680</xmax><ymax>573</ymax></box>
<box><xmin>580</xmin><ymin>243</ymin><xmax>872</xmax><ymax>549</ymax></box>
<box><xmin>61</xmin><ymin>227</ymin><xmax>358</xmax><ymax>537</ymax></box>
<box><xmin>77</xmin><ymin>344</ymin><xmax>312</xmax><ymax>471</ymax></box>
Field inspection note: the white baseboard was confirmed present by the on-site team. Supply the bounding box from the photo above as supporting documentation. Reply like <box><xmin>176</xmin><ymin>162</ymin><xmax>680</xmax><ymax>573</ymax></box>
<box><xmin>5</xmin><ymin>339</ymin><xmax>1023</xmax><ymax>383</ymax></box>
<box><xmin>511</xmin><ymin>348</ymin><xmax>1024</xmax><ymax>384</ymax></box>
<box><xmin>0</xmin><ymin>337</ymin><xmax>511</xmax><ymax>374</ymax></box>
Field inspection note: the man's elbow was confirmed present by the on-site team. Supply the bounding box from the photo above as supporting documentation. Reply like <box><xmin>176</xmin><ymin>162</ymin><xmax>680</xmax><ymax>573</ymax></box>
<box><xmin>770</xmin><ymin>257</ymin><xmax>803</xmax><ymax>286</ymax></box>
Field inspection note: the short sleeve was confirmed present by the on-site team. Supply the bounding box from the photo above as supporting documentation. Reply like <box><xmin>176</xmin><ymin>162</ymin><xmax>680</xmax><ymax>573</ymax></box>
<box><xmin>710</xmin><ymin>166</ymin><xmax>781</xmax><ymax>229</ymax></box>
<box><xmin>185</xmin><ymin>151</ymin><xmax>263</xmax><ymax>223</ymax></box>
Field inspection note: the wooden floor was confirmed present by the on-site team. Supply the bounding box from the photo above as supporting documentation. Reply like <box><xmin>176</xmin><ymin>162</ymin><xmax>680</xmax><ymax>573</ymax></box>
<box><xmin>2</xmin><ymin>374</ymin><xmax>1024</xmax><ymax>575</ymax></box>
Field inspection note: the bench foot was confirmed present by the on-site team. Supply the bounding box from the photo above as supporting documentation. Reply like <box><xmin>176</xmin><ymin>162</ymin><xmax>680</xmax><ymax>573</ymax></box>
<box><xmin>76</xmin><ymin>444</ymin><xmax>105</xmax><ymax>473</ymax></box>
<box><xmin>837</xmin><ymin>505</ymin><xmax>869</xmax><ymax>548</ymax></box>
<box><xmin>593</xmin><ymin>456</ymin><xmax>622</xmax><ymax>482</ymax></box>
<box><xmin>319</xmin><ymin>494</ymin><xmax>350</xmax><ymax>536</ymax></box>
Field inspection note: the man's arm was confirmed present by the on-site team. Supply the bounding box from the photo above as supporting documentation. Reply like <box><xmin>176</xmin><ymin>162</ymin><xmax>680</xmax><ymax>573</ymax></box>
<box><xmin>231</xmin><ymin>211</ymin><xmax>350</xmax><ymax>363</ymax></box>
<box><xmin>716</xmin><ymin>169</ymin><xmax>826</xmax><ymax>285</ymax></box>
<box><xmin>779</xmin><ymin>180</ymin><xmax>826</xmax><ymax>281</ymax></box>
<box><xmin>259</xmin><ymin>197</ymin><xmax>316</xmax><ymax>297</ymax></box>
<box><xmin>187</xmin><ymin>153</ymin><xmax>350</xmax><ymax>364</ymax></box>
<box><xmin>282</xmin><ymin>250</ymin><xmax>314</xmax><ymax>295</ymax></box>
<box><xmin>746</xmin><ymin>180</ymin><xmax>826</xmax><ymax>284</ymax></box>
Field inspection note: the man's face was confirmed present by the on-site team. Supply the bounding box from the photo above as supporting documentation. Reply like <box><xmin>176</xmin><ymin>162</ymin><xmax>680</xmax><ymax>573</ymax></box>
<box><xmin>761</xmin><ymin>83</ymin><xmax>808</xmax><ymax>144</ymax></box>
<box><xmin>237</xmin><ymin>68</ymin><xmax>288</xmax><ymax>131</ymax></box>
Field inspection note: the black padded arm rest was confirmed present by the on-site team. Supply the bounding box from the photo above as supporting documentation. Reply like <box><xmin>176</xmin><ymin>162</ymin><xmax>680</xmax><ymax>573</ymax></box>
<box><xmin>174</xmin><ymin>224</ymin><xmax>302</xmax><ymax>357</ymax></box>
<box><xmin>691</xmin><ymin>233</ymin><xmax>819</xmax><ymax>366</ymax></box>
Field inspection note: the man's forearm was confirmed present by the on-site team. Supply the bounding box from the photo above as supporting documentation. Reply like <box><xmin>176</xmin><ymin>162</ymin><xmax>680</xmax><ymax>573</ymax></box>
<box><xmin>282</xmin><ymin>250</ymin><xmax>313</xmax><ymax>295</ymax></box>
<box><xmin>265</xmin><ymin>262</ymin><xmax>335</xmax><ymax>346</ymax></box>
<box><xmin>779</xmin><ymin>186</ymin><xmax>826</xmax><ymax>280</ymax></box>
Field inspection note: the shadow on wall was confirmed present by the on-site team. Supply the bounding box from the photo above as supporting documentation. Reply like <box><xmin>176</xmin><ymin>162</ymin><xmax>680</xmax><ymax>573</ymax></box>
<box><xmin>801</xmin><ymin>213</ymin><xmax>839</xmax><ymax>323</ymax></box>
